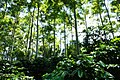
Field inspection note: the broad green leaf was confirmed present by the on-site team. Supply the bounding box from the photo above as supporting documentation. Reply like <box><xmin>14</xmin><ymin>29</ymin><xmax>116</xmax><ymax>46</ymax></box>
<box><xmin>78</xmin><ymin>70</ymin><xmax>83</xmax><ymax>78</ymax></box>
<box><xmin>97</xmin><ymin>61</ymin><xmax>106</xmax><ymax>67</ymax></box>
<box><xmin>61</xmin><ymin>71</ymin><xmax>68</xmax><ymax>79</ymax></box>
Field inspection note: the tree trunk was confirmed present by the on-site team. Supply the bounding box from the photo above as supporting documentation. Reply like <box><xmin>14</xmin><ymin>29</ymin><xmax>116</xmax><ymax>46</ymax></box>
<box><xmin>84</xmin><ymin>14</ymin><xmax>89</xmax><ymax>47</ymax></box>
<box><xmin>60</xmin><ymin>32</ymin><xmax>61</xmax><ymax>53</ymax></box>
<box><xmin>28</xmin><ymin>7</ymin><xmax>35</xmax><ymax>58</ymax></box>
<box><xmin>42</xmin><ymin>28</ymin><xmax>45</xmax><ymax>57</ymax></box>
<box><xmin>64</xmin><ymin>12</ymin><xmax>67</xmax><ymax>56</ymax></box>
<box><xmin>26</xmin><ymin>19</ymin><xmax>30</xmax><ymax>52</ymax></box>
<box><xmin>53</xmin><ymin>8</ymin><xmax>56</xmax><ymax>56</ymax></box>
<box><xmin>73</xmin><ymin>3</ymin><xmax>79</xmax><ymax>55</ymax></box>
<box><xmin>104</xmin><ymin>0</ymin><xmax>114</xmax><ymax>38</ymax></box>
<box><xmin>97</xmin><ymin>0</ymin><xmax>107</xmax><ymax>40</ymax></box>
<box><xmin>54</xmin><ymin>18</ymin><xmax>56</xmax><ymax>56</ymax></box>
<box><xmin>36</xmin><ymin>3</ymin><xmax>40</xmax><ymax>58</ymax></box>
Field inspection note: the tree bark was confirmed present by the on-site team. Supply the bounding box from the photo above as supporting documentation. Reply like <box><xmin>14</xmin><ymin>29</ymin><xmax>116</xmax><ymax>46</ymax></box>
<box><xmin>64</xmin><ymin>12</ymin><xmax>66</xmax><ymax>56</ymax></box>
<box><xmin>104</xmin><ymin>0</ymin><xmax>114</xmax><ymax>38</ymax></box>
<box><xmin>84</xmin><ymin>14</ymin><xmax>89</xmax><ymax>47</ymax></box>
<box><xmin>36</xmin><ymin>2</ymin><xmax>40</xmax><ymax>58</ymax></box>
<box><xmin>53</xmin><ymin>7</ymin><xmax>56</xmax><ymax>56</ymax></box>
<box><xmin>28</xmin><ymin>7</ymin><xmax>35</xmax><ymax>58</ymax></box>
<box><xmin>73</xmin><ymin>3</ymin><xmax>79</xmax><ymax>55</ymax></box>
<box><xmin>53</xmin><ymin>17</ymin><xmax>56</xmax><ymax>56</ymax></box>
<box><xmin>97</xmin><ymin>0</ymin><xmax>107</xmax><ymax>40</ymax></box>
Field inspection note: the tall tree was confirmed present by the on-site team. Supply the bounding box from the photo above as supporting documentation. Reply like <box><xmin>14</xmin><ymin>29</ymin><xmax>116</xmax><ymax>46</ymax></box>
<box><xmin>36</xmin><ymin>2</ymin><xmax>40</xmax><ymax>58</ymax></box>
<box><xmin>28</xmin><ymin>7</ymin><xmax>35</xmax><ymax>58</ymax></box>
<box><xmin>103</xmin><ymin>0</ymin><xmax>114</xmax><ymax>38</ymax></box>
<box><xmin>63</xmin><ymin>10</ymin><xmax>67</xmax><ymax>56</ymax></box>
<box><xmin>73</xmin><ymin>2</ymin><xmax>79</xmax><ymax>55</ymax></box>
<box><xmin>97</xmin><ymin>0</ymin><xmax>107</xmax><ymax>40</ymax></box>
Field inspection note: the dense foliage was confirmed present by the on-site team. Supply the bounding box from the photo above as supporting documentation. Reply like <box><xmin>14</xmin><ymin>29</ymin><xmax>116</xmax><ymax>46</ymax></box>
<box><xmin>0</xmin><ymin>0</ymin><xmax>120</xmax><ymax>80</ymax></box>
<box><xmin>43</xmin><ymin>55</ymin><xmax>113</xmax><ymax>80</ymax></box>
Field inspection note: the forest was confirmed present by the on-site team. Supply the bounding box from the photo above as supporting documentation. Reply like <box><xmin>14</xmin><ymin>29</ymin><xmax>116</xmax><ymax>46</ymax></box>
<box><xmin>0</xmin><ymin>0</ymin><xmax>120</xmax><ymax>80</ymax></box>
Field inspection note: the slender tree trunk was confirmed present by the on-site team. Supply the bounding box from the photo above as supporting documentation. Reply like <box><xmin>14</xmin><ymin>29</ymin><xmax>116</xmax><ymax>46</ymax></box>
<box><xmin>26</xmin><ymin>19</ymin><xmax>30</xmax><ymax>52</ymax></box>
<box><xmin>2</xmin><ymin>0</ymin><xmax>7</xmax><ymax>60</ymax></box>
<box><xmin>68</xmin><ymin>13</ymin><xmax>73</xmax><ymax>45</ymax></box>
<box><xmin>36</xmin><ymin>3</ymin><xmax>40</xmax><ymax>58</ymax></box>
<box><xmin>97</xmin><ymin>0</ymin><xmax>107</xmax><ymax>40</ymax></box>
<box><xmin>104</xmin><ymin>0</ymin><xmax>114</xmax><ymax>38</ymax></box>
<box><xmin>28</xmin><ymin>8</ymin><xmax>35</xmax><ymax>58</ymax></box>
<box><xmin>60</xmin><ymin>32</ymin><xmax>61</xmax><ymax>53</ymax></box>
<box><xmin>53</xmin><ymin>8</ymin><xmax>56</xmax><ymax>56</ymax></box>
<box><xmin>63</xmin><ymin>12</ymin><xmax>66</xmax><ymax>56</ymax></box>
<box><xmin>72</xmin><ymin>35</ymin><xmax>74</xmax><ymax>45</ymax></box>
<box><xmin>84</xmin><ymin>14</ymin><xmax>89</xmax><ymax>47</ymax></box>
<box><xmin>11</xmin><ymin>23</ymin><xmax>15</xmax><ymax>62</ymax></box>
<box><xmin>26</xmin><ymin>5</ymin><xmax>31</xmax><ymax>53</ymax></box>
<box><xmin>54</xmin><ymin>18</ymin><xmax>56</xmax><ymax>56</ymax></box>
<box><xmin>73</xmin><ymin>3</ymin><xmax>79</xmax><ymax>55</ymax></box>
<box><xmin>99</xmin><ymin>13</ymin><xmax>107</xmax><ymax>39</ymax></box>
<box><xmin>42</xmin><ymin>28</ymin><xmax>45</xmax><ymax>57</ymax></box>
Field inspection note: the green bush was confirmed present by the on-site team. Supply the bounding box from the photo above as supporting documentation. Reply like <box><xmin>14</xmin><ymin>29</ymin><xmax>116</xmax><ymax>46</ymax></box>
<box><xmin>43</xmin><ymin>54</ymin><xmax>114</xmax><ymax>80</ymax></box>
<box><xmin>0</xmin><ymin>60</ymin><xmax>33</xmax><ymax>80</ymax></box>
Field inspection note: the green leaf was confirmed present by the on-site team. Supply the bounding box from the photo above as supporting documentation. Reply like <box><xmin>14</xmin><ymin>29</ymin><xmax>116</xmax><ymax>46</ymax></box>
<box><xmin>78</xmin><ymin>70</ymin><xmax>83</xmax><ymax>78</ymax></box>
<box><xmin>61</xmin><ymin>71</ymin><xmax>68</xmax><ymax>79</ymax></box>
<box><xmin>104</xmin><ymin>72</ymin><xmax>114</xmax><ymax>78</ymax></box>
<box><xmin>71</xmin><ymin>69</ymin><xmax>78</xmax><ymax>76</ymax></box>
<box><xmin>98</xmin><ymin>61</ymin><xmax>106</xmax><ymax>67</ymax></box>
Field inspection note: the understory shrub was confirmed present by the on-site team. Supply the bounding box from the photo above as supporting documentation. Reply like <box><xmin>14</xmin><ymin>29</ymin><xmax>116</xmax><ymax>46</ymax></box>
<box><xmin>43</xmin><ymin>54</ymin><xmax>114</xmax><ymax>80</ymax></box>
<box><xmin>0</xmin><ymin>60</ymin><xmax>33</xmax><ymax>80</ymax></box>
